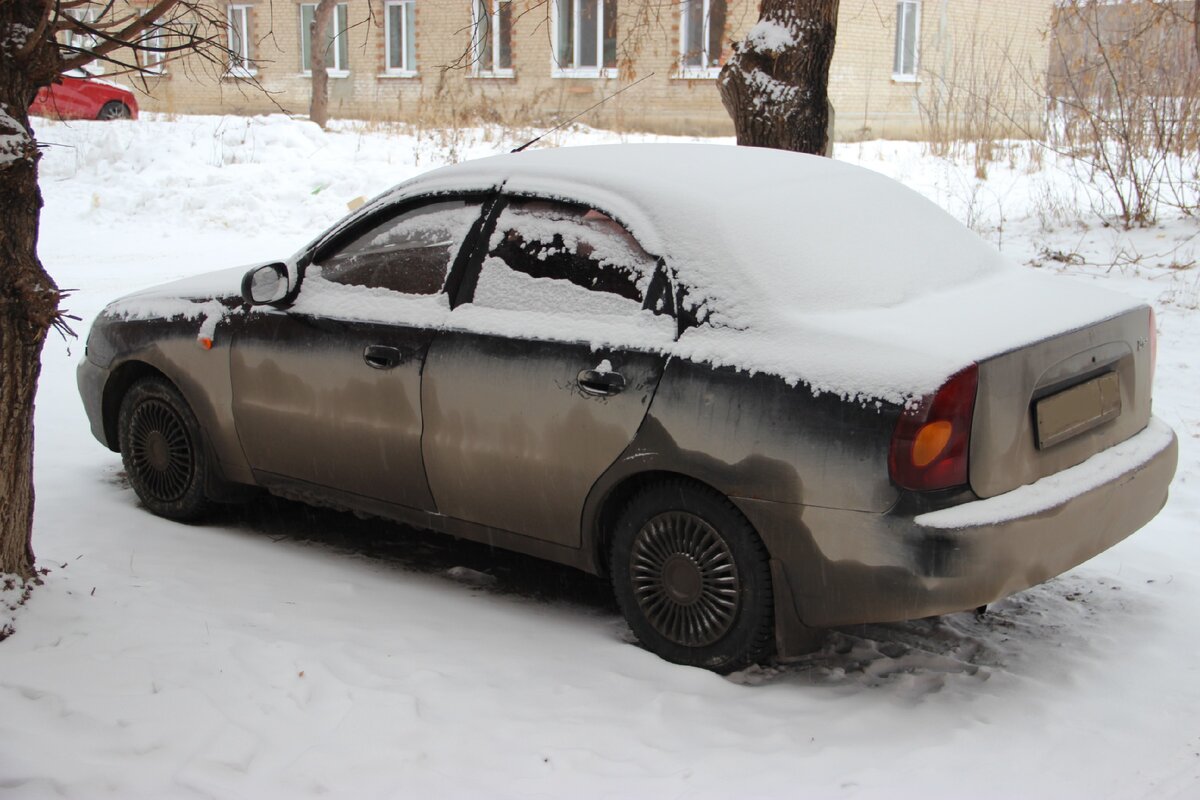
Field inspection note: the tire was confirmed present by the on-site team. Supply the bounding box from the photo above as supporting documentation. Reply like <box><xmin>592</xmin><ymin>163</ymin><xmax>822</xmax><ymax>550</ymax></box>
<box><xmin>117</xmin><ymin>377</ymin><xmax>210</xmax><ymax>521</ymax></box>
<box><xmin>97</xmin><ymin>101</ymin><xmax>131</xmax><ymax>121</ymax></box>
<box><xmin>610</xmin><ymin>480</ymin><xmax>776</xmax><ymax>673</ymax></box>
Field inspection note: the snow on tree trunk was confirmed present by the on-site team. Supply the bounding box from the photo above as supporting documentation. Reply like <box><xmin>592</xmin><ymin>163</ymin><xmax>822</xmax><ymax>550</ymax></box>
<box><xmin>309</xmin><ymin>0</ymin><xmax>336</xmax><ymax>129</ymax></box>
<box><xmin>718</xmin><ymin>0</ymin><xmax>840</xmax><ymax>155</ymax></box>
<box><xmin>0</xmin><ymin>1</ymin><xmax>63</xmax><ymax>581</ymax></box>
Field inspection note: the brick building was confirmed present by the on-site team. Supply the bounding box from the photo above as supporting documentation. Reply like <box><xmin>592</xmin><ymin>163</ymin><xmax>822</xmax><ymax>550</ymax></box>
<box><xmin>103</xmin><ymin>0</ymin><xmax>1055</xmax><ymax>139</ymax></box>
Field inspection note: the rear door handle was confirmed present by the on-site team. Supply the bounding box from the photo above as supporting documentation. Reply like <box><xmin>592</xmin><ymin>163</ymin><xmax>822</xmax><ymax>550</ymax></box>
<box><xmin>363</xmin><ymin>344</ymin><xmax>402</xmax><ymax>370</ymax></box>
<box><xmin>578</xmin><ymin>368</ymin><xmax>626</xmax><ymax>396</ymax></box>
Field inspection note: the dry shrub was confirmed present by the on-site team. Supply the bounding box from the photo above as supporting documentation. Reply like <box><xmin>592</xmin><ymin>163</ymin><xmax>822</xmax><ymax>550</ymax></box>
<box><xmin>1048</xmin><ymin>0</ymin><xmax>1200</xmax><ymax>226</ymax></box>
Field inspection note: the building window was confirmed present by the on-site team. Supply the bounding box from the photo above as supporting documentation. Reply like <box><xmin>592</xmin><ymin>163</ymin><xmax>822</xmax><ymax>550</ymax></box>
<box><xmin>139</xmin><ymin>12</ymin><xmax>167</xmax><ymax>74</ymax></box>
<box><xmin>471</xmin><ymin>0</ymin><xmax>513</xmax><ymax>77</ymax></box>
<box><xmin>552</xmin><ymin>0</ymin><xmax>617</xmax><ymax>78</ymax></box>
<box><xmin>65</xmin><ymin>8</ymin><xmax>104</xmax><ymax>75</ymax></box>
<box><xmin>384</xmin><ymin>0</ymin><xmax>417</xmax><ymax>75</ymax></box>
<box><xmin>679</xmin><ymin>0</ymin><xmax>725</xmax><ymax>78</ymax></box>
<box><xmin>227</xmin><ymin>4</ymin><xmax>255</xmax><ymax>76</ymax></box>
<box><xmin>893</xmin><ymin>0</ymin><xmax>920</xmax><ymax>80</ymax></box>
<box><xmin>301</xmin><ymin>3</ymin><xmax>350</xmax><ymax>75</ymax></box>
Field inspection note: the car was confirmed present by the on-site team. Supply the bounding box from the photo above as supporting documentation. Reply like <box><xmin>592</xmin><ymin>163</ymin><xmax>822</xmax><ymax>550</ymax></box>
<box><xmin>30</xmin><ymin>75</ymin><xmax>139</xmax><ymax>121</ymax></box>
<box><xmin>77</xmin><ymin>144</ymin><xmax>1178</xmax><ymax>672</ymax></box>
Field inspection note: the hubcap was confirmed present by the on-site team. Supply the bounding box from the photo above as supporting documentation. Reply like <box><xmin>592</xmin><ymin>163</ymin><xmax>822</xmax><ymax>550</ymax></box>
<box><xmin>128</xmin><ymin>398</ymin><xmax>193</xmax><ymax>503</ymax></box>
<box><xmin>630</xmin><ymin>511</ymin><xmax>740</xmax><ymax>647</ymax></box>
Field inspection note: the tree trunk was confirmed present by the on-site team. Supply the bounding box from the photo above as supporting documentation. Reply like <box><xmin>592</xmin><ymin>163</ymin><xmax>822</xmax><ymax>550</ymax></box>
<box><xmin>0</xmin><ymin>1</ymin><xmax>63</xmax><ymax>581</ymax></box>
<box><xmin>718</xmin><ymin>0</ymin><xmax>841</xmax><ymax>155</ymax></box>
<box><xmin>309</xmin><ymin>0</ymin><xmax>336</xmax><ymax>129</ymax></box>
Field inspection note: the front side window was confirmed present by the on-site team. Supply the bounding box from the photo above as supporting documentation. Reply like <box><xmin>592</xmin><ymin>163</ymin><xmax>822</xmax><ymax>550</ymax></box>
<box><xmin>385</xmin><ymin>0</ymin><xmax>417</xmax><ymax>74</ymax></box>
<box><xmin>313</xmin><ymin>200</ymin><xmax>484</xmax><ymax>296</ymax></box>
<box><xmin>553</xmin><ymin>0</ymin><xmax>617</xmax><ymax>77</ymax></box>
<box><xmin>301</xmin><ymin>3</ymin><xmax>350</xmax><ymax>74</ymax></box>
<box><xmin>893</xmin><ymin>0</ymin><xmax>920</xmax><ymax>79</ymax></box>
<box><xmin>679</xmin><ymin>0</ymin><xmax>725</xmax><ymax>76</ymax></box>
<box><xmin>471</xmin><ymin>0</ymin><xmax>513</xmax><ymax>76</ymax></box>
<box><xmin>472</xmin><ymin>198</ymin><xmax>655</xmax><ymax>316</ymax></box>
<box><xmin>227</xmin><ymin>5</ymin><xmax>254</xmax><ymax>75</ymax></box>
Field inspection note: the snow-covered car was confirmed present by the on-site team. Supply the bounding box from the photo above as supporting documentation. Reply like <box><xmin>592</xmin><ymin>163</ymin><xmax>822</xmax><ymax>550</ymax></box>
<box><xmin>76</xmin><ymin>144</ymin><xmax>1178</xmax><ymax>672</ymax></box>
<box><xmin>30</xmin><ymin>75</ymin><xmax>138</xmax><ymax>121</ymax></box>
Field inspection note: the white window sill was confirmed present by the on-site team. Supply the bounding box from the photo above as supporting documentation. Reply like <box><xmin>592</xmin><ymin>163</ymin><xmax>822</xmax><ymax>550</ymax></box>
<box><xmin>469</xmin><ymin>70</ymin><xmax>515</xmax><ymax>79</ymax></box>
<box><xmin>552</xmin><ymin>67</ymin><xmax>618</xmax><ymax>79</ymax></box>
<box><xmin>891</xmin><ymin>73</ymin><xmax>920</xmax><ymax>84</ymax></box>
<box><xmin>225</xmin><ymin>66</ymin><xmax>257</xmax><ymax>79</ymax></box>
<box><xmin>300</xmin><ymin>69</ymin><xmax>351</xmax><ymax>79</ymax></box>
<box><xmin>379</xmin><ymin>70</ymin><xmax>419</xmax><ymax>78</ymax></box>
<box><xmin>675</xmin><ymin>67</ymin><xmax>721</xmax><ymax>80</ymax></box>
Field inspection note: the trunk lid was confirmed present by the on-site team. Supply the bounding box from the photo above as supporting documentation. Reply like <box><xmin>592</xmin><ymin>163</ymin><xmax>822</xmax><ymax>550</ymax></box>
<box><xmin>969</xmin><ymin>306</ymin><xmax>1153</xmax><ymax>498</ymax></box>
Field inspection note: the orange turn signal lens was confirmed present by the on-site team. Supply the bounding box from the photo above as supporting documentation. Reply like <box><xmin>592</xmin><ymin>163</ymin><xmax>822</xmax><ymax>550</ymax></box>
<box><xmin>912</xmin><ymin>421</ymin><xmax>953</xmax><ymax>467</ymax></box>
<box><xmin>198</xmin><ymin>337</ymin><xmax>214</xmax><ymax>350</ymax></box>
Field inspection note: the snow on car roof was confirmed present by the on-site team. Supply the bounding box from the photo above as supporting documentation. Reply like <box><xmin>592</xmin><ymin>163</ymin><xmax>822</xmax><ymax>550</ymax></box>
<box><xmin>397</xmin><ymin>143</ymin><xmax>1005</xmax><ymax>322</ymax></box>
<box><xmin>393</xmin><ymin>144</ymin><xmax>1143</xmax><ymax>402</ymax></box>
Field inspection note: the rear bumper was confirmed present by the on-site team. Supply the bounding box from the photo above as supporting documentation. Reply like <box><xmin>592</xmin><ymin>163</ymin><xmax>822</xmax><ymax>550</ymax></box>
<box><xmin>738</xmin><ymin>417</ymin><xmax>1178</xmax><ymax>638</ymax></box>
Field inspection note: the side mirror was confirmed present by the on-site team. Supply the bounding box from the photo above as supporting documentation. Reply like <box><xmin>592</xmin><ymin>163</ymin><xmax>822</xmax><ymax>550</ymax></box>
<box><xmin>241</xmin><ymin>262</ymin><xmax>289</xmax><ymax>306</ymax></box>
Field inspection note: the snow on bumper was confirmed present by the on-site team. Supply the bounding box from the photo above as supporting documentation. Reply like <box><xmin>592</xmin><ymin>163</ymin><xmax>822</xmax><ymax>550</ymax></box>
<box><xmin>916</xmin><ymin>417</ymin><xmax>1177</xmax><ymax>530</ymax></box>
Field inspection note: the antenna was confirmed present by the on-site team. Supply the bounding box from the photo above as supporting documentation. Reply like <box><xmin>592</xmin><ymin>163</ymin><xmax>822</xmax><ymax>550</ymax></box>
<box><xmin>511</xmin><ymin>73</ymin><xmax>655</xmax><ymax>154</ymax></box>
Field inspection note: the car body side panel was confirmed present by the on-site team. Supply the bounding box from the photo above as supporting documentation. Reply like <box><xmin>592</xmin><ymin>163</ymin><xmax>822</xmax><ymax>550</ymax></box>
<box><xmin>421</xmin><ymin>332</ymin><xmax>665</xmax><ymax>547</ymax></box>
<box><xmin>586</xmin><ymin>358</ymin><xmax>900</xmax><ymax>516</ymax></box>
<box><xmin>83</xmin><ymin>315</ymin><xmax>253</xmax><ymax>485</ymax></box>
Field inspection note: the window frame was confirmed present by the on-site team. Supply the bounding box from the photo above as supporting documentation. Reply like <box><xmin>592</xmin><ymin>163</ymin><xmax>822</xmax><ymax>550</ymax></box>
<box><xmin>227</xmin><ymin>4</ymin><xmax>256</xmax><ymax>77</ymax></box>
<box><xmin>893</xmin><ymin>0</ymin><xmax>921</xmax><ymax>82</ymax></box>
<box><xmin>65</xmin><ymin>8</ymin><xmax>104</xmax><ymax>76</ymax></box>
<box><xmin>304</xmin><ymin>193</ymin><xmax>493</xmax><ymax>299</ymax></box>
<box><xmin>470</xmin><ymin>0</ymin><xmax>514</xmax><ymax>78</ymax></box>
<box><xmin>551</xmin><ymin>0</ymin><xmax>618</xmax><ymax>79</ymax></box>
<box><xmin>383</xmin><ymin>0</ymin><xmax>418</xmax><ymax>77</ymax></box>
<box><xmin>139</xmin><ymin>13</ymin><xmax>168</xmax><ymax>75</ymax></box>
<box><xmin>300</xmin><ymin>2</ymin><xmax>351</xmax><ymax>78</ymax></box>
<box><xmin>677</xmin><ymin>0</ymin><xmax>724</xmax><ymax>79</ymax></box>
<box><xmin>466</xmin><ymin>194</ymin><xmax>673</xmax><ymax>316</ymax></box>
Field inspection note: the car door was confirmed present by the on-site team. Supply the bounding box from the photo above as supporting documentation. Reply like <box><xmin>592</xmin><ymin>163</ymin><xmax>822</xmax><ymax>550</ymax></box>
<box><xmin>421</xmin><ymin>197</ymin><xmax>677</xmax><ymax>547</ymax></box>
<box><xmin>230</xmin><ymin>195</ymin><xmax>490</xmax><ymax>512</ymax></box>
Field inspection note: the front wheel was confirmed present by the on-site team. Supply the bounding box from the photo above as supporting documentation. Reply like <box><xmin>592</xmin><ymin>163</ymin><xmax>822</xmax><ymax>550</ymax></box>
<box><xmin>610</xmin><ymin>481</ymin><xmax>776</xmax><ymax>673</ymax></box>
<box><xmin>118</xmin><ymin>377</ymin><xmax>210</xmax><ymax>520</ymax></box>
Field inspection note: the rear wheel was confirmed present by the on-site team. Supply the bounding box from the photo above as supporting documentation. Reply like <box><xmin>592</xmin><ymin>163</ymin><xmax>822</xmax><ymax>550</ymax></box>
<box><xmin>610</xmin><ymin>480</ymin><xmax>775</xmax><ymax>673</ymax></box>
<box><xmin>97</xmin><ymin>101</ymin><xmax>131</xmax><ymax>121</ymax></box>
<box><xmin>118</xmin><ymin>377</ymin><xmax>210</xmax><ymax>520</ymax></box>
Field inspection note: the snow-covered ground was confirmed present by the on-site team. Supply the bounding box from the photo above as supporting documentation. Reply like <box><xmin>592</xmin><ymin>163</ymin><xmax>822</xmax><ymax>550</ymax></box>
<box><xmin>3</xmin><ymin>115</ymin><xmax>1199</xmax><ymax>798</ymax></box>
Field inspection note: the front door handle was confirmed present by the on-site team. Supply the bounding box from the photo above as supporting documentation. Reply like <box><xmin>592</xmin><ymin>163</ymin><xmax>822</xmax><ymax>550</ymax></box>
<box><xmin>578</xmin><ymin>368</ymin><xmax>626</xmax><ymax>396</ymax></box>
<box><xmin>363</xmin><ymin>344</ymin><xmax>401</xmax><ymax>370</ymax></box>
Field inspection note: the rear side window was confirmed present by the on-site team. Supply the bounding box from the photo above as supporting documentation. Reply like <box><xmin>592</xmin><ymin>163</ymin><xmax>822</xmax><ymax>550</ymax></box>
<box><xmin>471</xmin><ymin>198</ymin><xmax>657</xmax><ymax>314</ymax></box>
<box><xmin>315</xmin><ymin>199</ymin><xmax>483</xmax><ymax>296</ymax></box>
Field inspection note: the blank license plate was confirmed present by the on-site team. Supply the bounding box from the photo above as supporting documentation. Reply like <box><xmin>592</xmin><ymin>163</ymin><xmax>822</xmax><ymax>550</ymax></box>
<box><xmin>1035</xmin><ymin>372</ymin><xmax>1121</xmax><ymax>449</ymax></box>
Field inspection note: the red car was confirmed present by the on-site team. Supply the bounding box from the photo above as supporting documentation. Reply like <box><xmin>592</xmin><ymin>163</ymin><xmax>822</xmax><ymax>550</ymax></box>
<box><xmin>30</xmin><ymin>75</ymin><xmax>139</xmax><ymax>121</ymax></box>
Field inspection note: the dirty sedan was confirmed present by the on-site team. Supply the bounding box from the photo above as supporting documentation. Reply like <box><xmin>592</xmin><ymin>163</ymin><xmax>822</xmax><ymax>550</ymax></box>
<box><xmin>77</xmin><ymin>145</ymin><xmax>1178</xmax><ymax>672</ymax></box>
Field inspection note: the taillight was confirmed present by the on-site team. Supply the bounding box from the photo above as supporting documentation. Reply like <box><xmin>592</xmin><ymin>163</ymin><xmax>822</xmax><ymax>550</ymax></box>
<box><xmin>889</xmin><ymin>364</ymin><xmax>979</xmax><ymax>491</ymax></box>
<box><xmin>1148</xmin><ymin>307</ymin><xmax>1157</xmax><ymax>387</ymax></box>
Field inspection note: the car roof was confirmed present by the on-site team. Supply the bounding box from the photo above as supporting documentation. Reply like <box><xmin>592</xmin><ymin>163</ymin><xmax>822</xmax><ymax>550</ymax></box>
<box><xmin>392</xmin><ymin>143</ymin><xmax>1008</xmax><ymax>328</ymax></box>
